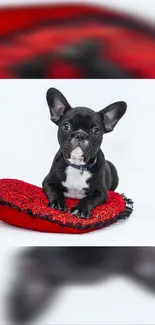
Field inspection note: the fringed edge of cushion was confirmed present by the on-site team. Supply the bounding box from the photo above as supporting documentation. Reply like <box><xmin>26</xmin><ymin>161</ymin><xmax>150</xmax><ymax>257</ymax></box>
<box><xmin>0</xmin><ymin>194</ymin><xmax>133</xmax><ymax>231</ymax></box>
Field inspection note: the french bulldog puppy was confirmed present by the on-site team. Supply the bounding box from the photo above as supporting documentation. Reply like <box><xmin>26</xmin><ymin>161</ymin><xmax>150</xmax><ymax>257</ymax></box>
<box><xmin>8</xmin><ymin>247</ymin><xmax>155</xmax><ymax>323</ymax></box>
<box><xmin>42</xmin><ymin>88</ymin><xmax>127</xmax><ymax>218</ymax></box>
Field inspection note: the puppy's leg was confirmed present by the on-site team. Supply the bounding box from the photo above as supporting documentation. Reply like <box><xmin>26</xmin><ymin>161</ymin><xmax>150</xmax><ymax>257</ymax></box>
<box><xmin>70</xmin><ymin>190</ymin><xmax>107</xmax><ymax>219</ymax></box>
<box><xmin>42</xmin><ymin>177</ymin><xmax>67</xmax><ymax>212</ymax></box>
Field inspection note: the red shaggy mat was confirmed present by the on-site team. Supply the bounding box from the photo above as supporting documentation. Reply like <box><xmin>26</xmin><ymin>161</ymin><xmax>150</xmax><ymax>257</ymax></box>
<box><xmin>0</xmin><ymin>179</ymin><xmax>133</xmax><ymax>234</ymax></box>
<box><xmin>0</xmin><ymin>3</ymin><xmax>155</xmax><ymax>78</ymax></box>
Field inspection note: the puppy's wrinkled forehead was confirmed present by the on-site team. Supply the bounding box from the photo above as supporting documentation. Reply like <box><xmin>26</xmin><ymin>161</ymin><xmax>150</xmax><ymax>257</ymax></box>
<box><xmin>63</xmin><ymin>107</ymin><xmax>102</xmax><ymax>129</ymax></box>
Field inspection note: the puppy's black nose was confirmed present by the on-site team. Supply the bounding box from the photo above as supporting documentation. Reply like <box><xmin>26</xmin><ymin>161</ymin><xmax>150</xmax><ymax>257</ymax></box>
<box><xmin>74</xmin><ymin>131</ymin><xmax>88</xmax><ymax>142</ymax></box>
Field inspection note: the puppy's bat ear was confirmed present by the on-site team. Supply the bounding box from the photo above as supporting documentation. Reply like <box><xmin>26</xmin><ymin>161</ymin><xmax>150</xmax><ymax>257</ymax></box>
<box><xmin>99</xmin><ymin>101</ymin><xmax>127</xmax><ymax>133</ymax></box>
<box><xmin>46</xmin><ymin>88</ymin><xmax>72</xmax><ymax>124</ymax></box>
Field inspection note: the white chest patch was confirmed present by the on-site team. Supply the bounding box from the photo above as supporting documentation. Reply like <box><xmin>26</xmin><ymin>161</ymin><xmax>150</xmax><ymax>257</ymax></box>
<box><xmin>62</xmin><ymin>147</ymin><xmax>92</xmax><ymax>199</ymax></box>
<box><xmin>62</xmin><ymin>166</ymin><xmax>91</xmax><ymax>199</ymax></box>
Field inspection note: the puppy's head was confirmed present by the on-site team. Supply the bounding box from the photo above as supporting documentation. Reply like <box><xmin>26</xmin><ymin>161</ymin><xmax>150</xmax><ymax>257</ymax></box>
<box><xmin>46</xmin><ymin>88</ymin><xmax>127</xmax><ymax>163</ymax></box>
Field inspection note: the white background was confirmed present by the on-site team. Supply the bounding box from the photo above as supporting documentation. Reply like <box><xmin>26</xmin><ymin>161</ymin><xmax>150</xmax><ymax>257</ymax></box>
<box><xmin>0</xmin><ymin>79</ymin><xmax>155</xmax><ymax>246</ymax></box>
<box><xmin>0</xmin><ymin>0</ymin><xmax>155</xmax><ymax>23</ymax></box>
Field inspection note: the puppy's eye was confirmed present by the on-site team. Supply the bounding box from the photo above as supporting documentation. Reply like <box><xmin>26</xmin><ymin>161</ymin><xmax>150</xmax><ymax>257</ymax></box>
<box><xmin>62</xmin><ymin>123</ymin><xmax>71</xmax><ymax>131</ymax></box>
<box><xmin>92</xmin><ymin>127</ymin><xmax>100</xmax><ymax>135</ymax></box>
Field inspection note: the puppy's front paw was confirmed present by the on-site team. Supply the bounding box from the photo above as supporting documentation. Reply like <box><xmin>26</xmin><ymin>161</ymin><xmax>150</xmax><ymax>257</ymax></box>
<box><xmin>70</xmin><ymin>206</ymin><xmax>90</xmax><ymax>219</ymax></box>
<box><xmin>48</xmin><ymin>200</ymin><xmax>67</xmax><ymax>212</ymax></box>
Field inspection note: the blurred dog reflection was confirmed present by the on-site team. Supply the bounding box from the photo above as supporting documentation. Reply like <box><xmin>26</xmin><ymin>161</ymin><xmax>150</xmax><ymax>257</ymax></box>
<box><xmin>7</xmin><ymin>247</ymin><xmax>155</xmax><ymax>323</ymax></box>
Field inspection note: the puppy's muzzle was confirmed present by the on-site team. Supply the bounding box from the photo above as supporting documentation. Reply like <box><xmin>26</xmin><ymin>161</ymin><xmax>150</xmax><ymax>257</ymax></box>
<box><xmin>73</xmin><ymin>130</ymin><xmax>89</xmax><ymax>142</ymax></box>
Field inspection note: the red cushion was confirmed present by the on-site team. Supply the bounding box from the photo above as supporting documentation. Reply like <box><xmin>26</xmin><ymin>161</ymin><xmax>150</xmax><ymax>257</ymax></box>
<box><xmin>0</xmin><ymin>179</ymin><xmax>133</xmax><ymax>234</ymax></box>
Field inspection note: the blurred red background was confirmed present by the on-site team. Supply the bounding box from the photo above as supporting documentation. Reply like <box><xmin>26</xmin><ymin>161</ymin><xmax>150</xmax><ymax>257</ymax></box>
<box><xmin>0</xmin><ymin>2</ymin><xmax>155</xmax><ymax>78</ymax></box>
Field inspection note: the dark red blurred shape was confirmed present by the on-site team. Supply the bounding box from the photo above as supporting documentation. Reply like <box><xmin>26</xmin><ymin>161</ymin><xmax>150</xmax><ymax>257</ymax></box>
<box><xmin>0</xmin><ymin>3</ymin><xmax>155</xmax><ymax>78</ymax></box>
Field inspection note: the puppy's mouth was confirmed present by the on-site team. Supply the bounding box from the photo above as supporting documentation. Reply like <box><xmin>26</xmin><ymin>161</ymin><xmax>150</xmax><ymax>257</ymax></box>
<box><xmin>62</xmin><ymin>138</ymin><xmax>92</xmax><ymax>164</ymax></box>
<box><xmin>68</xmin><ymin>147</ymin><xmax>85</xmax><ymax>165</ymax></box>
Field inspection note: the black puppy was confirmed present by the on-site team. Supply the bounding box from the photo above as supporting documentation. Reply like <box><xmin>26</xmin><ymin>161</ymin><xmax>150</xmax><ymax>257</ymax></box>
<box><xmin>42</xmin><ymin>88</ymin><xmax>127</xmax><ymax>218</ymax></box>
<box><xmin>8</xmin><ymin>247</ymin><xmax>155</xmax><ymax>323</ymax></box>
